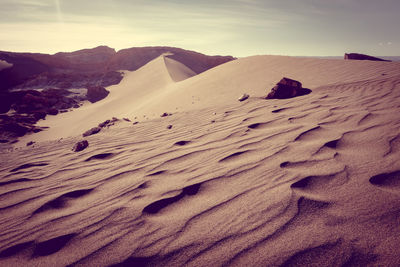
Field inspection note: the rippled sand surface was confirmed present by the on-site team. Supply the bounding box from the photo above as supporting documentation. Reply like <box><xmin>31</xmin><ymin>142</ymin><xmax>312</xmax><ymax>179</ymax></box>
<box><xmin>1</xmin><ymin>56</ymin><xmax>400</xmax><ymax>266</ymax></box>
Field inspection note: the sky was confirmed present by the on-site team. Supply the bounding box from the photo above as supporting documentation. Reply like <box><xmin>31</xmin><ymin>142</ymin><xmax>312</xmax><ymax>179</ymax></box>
<box><xmin>0</xmin><ymin>0</ymin><xmax>399</xmax><ymax>57</ymax></box>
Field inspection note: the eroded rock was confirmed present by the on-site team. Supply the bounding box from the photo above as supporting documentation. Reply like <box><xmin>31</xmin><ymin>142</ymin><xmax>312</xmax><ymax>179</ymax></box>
<box><xmin>266</xmin><ymin>77</ymin><xmax>311</xmax><ymax>99</ymax></box>
<box><xmin>72</xmin><ymin>140</ymin><xmax>89</xmax><ymax>152</ymax></box>
<box><xmin>82</xmin><ymin>127</ymin><xmax>101</xmax><ymax>137</ymax></box>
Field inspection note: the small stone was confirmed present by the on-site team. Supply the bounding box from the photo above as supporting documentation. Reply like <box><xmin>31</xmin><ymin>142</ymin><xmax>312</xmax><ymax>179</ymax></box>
<box><xmin>26</xmin><ymin>141</ymin><xmax>35</xmax><ymax>146</ymax></box>
<box><xmin>82</xmin><ymin>126</ymin><xmax>101</xmax><ymax>137</ymax></box>
<box><xmin>167</xmin><ymin>125</ymin><xmax>173</xmax><ymax>129</ymax></box>
<box><xmin>123</xmin><ymin>118</ymin><xmax>131</xmax><ymax>122</ymax></box>
<box><xmin>238</xmin><ymin>93</ymin><xmax>249</xmax><ymax>102</ymax></box>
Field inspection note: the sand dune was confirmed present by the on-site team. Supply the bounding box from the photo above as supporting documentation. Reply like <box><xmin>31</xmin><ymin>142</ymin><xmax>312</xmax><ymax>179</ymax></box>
<box><xmin>1</xmin><ymin>55</ymin><xmax>400</xmax><ymax>266</ymax></box>
<box><xmin>21</xmin><ymin>54</ymin><xmax>400</xmax><ymax>144</ymax></box>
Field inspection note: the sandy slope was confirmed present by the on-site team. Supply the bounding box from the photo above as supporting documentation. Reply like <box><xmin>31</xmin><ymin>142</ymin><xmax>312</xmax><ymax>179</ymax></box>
<box><xmin>1</xmin><ymin>55</ymin><xmax>400</xmax><ymax>266</ymax></box>
<box><xmin>21</xmin><ymin>54</ymin><xmax>400</xmax><ymax>144</ymax></box>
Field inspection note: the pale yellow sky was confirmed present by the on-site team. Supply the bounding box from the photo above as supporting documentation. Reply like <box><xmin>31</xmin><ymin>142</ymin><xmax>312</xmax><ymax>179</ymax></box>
<box><xmin>0</xmin><ymin>0</ymin><xmax>399</xmax><ymax>56</ymax></box>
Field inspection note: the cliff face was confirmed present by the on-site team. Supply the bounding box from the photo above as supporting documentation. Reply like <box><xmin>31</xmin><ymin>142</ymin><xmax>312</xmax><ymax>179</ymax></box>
<box><xmin>0</xmin><ymin>46</ymin><xmax>235</xmax><ymax>92</ymax></box>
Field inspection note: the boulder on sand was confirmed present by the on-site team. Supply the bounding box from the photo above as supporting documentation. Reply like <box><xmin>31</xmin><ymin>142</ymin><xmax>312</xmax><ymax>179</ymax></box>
<box><xmin>86</xmin><ymin>85</ymin><xmax>110</xmax><ymax>103</ymax></box>
<box><xmin>266</xmin><ymin>77</ymin><xmax>311</xmax><ymax>99</ymax></box>
<box><xmin>82</xmin><ymin>126</ymin><xmax>101</xmax><ymax>137</ymax></box>
<box><xmin>72</xmin><ymin>140</ymin><xmax>89</xmax><ymax>152</ymax></box>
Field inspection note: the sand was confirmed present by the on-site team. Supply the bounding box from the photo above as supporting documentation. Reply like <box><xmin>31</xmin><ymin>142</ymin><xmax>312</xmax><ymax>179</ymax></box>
<box><xmin>1</xmin><ymin>54</ymin><xmax>400</xmax><ymax>266</ymax></box>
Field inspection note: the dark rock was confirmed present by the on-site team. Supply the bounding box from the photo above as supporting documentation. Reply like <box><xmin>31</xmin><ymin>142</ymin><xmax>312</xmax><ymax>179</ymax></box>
<box><xmin>72</xmin><ymin>140</ymin><xmax>89</xmax><ymax>152</ymax></box>
<box><xmin>266</xmin><ymin>77</ymin><xmax>311</xmax><ymax>99</ymax></box>
<box><xmin>132</xmin><ymin>121</ymin><xmax>139</xmax><ymax>125</ymax></box>
<box><xmin>2</xmin><ymin>122</ymin><xmax>30</xmax><ymax>137</ymax></box>
<box><xmin>167</xmin><ymin>124</ymin><xmax>172</xmax><ymax>129</ymax></box>
<box><xmin>86</xmin><ymin>86</ymin><xmax>110</xmax><ymax>103</ymax></box>
<box><xmin>123</xmin><ymin>118</ymin><xmax>131</xmax><ymax>122</ymax></box>
<box><xmin>98</xmin><ymin>120</ymin><xmax>111</xmax><ymax>128</ymax></box>
<box><xmin>46</xmin><ymin>108</ymin><xmax>59</xmax><ymax>116</ymax></box>
<box><xmin>33</xmin><ymin>111</ymin><xmax>47</xmax><ymax>120</ymax></box>
<box><xmin>238</xmin><ymin>93</ymin><xmax>249</xmax><ymax>102</ymax></box>
<box><xmin>0</xmin><ymin>139</ymin><xmax>9</xmax><ymax>143</ymax></box>
<box><xmin>32</xmin><ymin>127</ymin><xmax>43</xmax><ymax>133</ymax></box>
<box><xmin>26</xmin><ymin>141</ymin><xmax>35</xmax><ymax>146</ymax></box>
<box><xmin>160</xmin><ymin>112</ymin><xmax>171</xmax><ymax>117</ymax></box>
<box><xmin>344</xmin><ymin>53</ymin><xmax>391</xmax><ymax>62</ymax></box>
<box><xmin>82</xmin><ymin>126</ymin><xmax>101</xmax><ymax>137</ymax></box>
<box><xmin>0</xmin><ymin>92</ymin><xmax>14</xmax><ymax>113</ymax></box>
<box><xmin>100</xmin><ymin>71</ymin><xmax>123</xmax><ymax>87</ymax></box>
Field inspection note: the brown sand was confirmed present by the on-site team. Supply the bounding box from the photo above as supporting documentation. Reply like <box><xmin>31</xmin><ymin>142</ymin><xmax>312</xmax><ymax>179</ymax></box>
<box><xmin>1</xmin><ymin>54</ymin><xmax>400</xmax><ymax>266</ymax></box>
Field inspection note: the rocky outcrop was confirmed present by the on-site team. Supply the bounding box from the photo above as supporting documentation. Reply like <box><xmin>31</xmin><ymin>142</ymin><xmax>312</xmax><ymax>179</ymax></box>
<box><xmin>266</xmin><ymin>78</ymin><xmax>312</xmax><ymax>99</ymax></box>
<box><xmin>86</xmin><ymin>86</ymin><xmax>110</xmax><ymax>103</ymax></box>
<box><xmin>17</xmin><ymin>71</ymin><xmax>123</xmax><ymax>90</ymax></box>
<box><xmin>0</xmin><ymin>88</ymin><xmax>80</xmax><ymax>140</ymax></box>
<box><xmin>3</xmin><ymin>89</ymin><xmax>78</xmax><ymax>115</ymax></box>
<box><xmin>0</xmin><ymin>114</ymin><xmax>47</xmax><ymax>140</ymax></box>
<box><xmin>344</xmin><ymin>53</ymin><xmax>390</xmax><ymax>62</ymax></box>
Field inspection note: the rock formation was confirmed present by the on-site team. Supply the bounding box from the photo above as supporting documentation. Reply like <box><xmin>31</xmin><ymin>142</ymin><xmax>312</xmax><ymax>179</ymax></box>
<box><xmin>344</xmin><ymin>53</ymin><xmax>390</xmax><ymax>62</ymax></box>
<box><xmin>266</xmin><ymin>78</ymin><xmax>312</xmax><ymax>99</ymax></box>
<box><xmin>86</xmin><ymin>86</ymin><xmax>110</xmax><ymax>103</ymax></box>
<box><xmin>72</xmin><ymin>140</ymin><xmax>89</xmax><ymax>152</ymax></box>
<box><xmin>82</xmin><ymin>127</ymin><xmax>102</xmax><ymax>137</ymax></box>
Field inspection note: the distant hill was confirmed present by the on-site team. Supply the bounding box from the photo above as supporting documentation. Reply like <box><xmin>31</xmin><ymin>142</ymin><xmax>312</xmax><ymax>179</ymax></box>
<box><xmin>297</xmin><ymin>56</ymin><xmax>400</xmax><ymax>62</ymax></box>
<box><xmin>0</xmin><ymin>46</ymin><xmax>235</xmax><ymax>91</ymax></box>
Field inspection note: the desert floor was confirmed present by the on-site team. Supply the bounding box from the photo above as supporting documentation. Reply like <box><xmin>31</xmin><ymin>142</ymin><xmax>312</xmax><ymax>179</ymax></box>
<box><xmin>1</xmin><ymin>55</ymin><xmax>400</xmax><ymax>266</ymax></box>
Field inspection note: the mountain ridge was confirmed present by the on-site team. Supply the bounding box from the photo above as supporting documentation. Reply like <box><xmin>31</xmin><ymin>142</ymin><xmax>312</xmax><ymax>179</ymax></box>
<box><xmin>0</xmin><ymin>45</ymin><xmax>236</xmax><ymax>91</ymax></box>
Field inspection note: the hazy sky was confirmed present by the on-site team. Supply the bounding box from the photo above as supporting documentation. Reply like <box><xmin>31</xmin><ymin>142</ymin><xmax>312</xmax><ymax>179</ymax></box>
<box><xmin>0</xmin><ymin>0</ymin><xmax>399</xmax><ymax>56</ymax></box>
